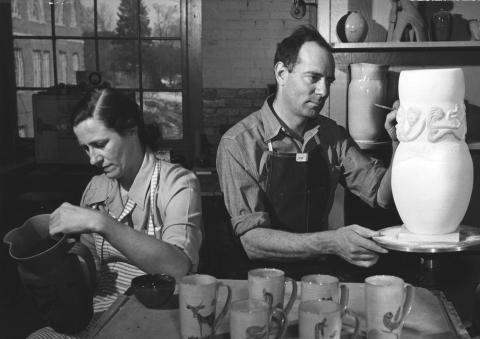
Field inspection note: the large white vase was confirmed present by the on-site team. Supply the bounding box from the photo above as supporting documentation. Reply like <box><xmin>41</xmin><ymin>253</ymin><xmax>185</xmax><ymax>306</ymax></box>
<box><xmin>391</xmin><ymin>68</ymin><xmax>473</xmax><ymax>235</ymax></box>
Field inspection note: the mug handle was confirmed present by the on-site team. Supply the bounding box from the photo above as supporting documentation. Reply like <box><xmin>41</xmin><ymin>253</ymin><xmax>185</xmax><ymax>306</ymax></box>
<box><xmin>270</xmin><ymin>307</ymin><xmax>288</xmax><ymax>339</ymax></box>
<box><xmin>213</xmin><ymin>282</ymin><xmax>232</xmax><ymax>331</ymax></box>
<box><xmin>339</xmin><ymin>284</ymin><xmax>349</xmax><ymax>316</ymax></box>
<box><xmin>343</xmin><ymin>309</ymin><xmax>360</xmax><ymax>339</ymax></box>
<box><xmin>283</xmin><ymin>277</ymin><xmax>298</xmax><ymax>315</ymax></box>
<box><xmin>68</xmin><ymin>241</ymin><xmax>96</xmax><ymax>289</ymax></box>
<box><xmin>400</xmin><ymin>283</ymin><xmax>415</xmax><ymax>322</ymax></box>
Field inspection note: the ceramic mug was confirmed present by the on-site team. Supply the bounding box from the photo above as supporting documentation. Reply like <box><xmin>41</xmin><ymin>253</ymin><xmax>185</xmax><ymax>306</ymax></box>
<box><xmin>179</xmin><ymin>274</ymin><xmax>232</xmax><ymax>339</ymax></box>
<box><xmin>299</xmin><ymin>300</ymin><xmax>359</xmax><ymax>339</ymax></box>
<box><xmin>248</xmin><ymin>268</ymin><xmax>298</xmax><ymax>315</ymax></box>
<box><xmin>230</xmin><ymin>298</ymin><xmax>287</xmax><ymax>339</ymax></box>
<box><xmin>301</xmin><ymin>274</ymin><xmax>349</xmax><ymax>314</ymax></box>
<box><xmin>365</xmin><ymin>275</ymin><xmax>414</xmax><ymax>339</ymax></box>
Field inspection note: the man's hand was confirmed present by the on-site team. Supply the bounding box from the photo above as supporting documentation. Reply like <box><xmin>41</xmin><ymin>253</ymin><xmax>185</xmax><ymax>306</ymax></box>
<box><xmin>49</xmin><ymin>202</ymin><xmax>111</xmax><ymax>236</ymax></box>
<box><xmin>330</xmin><ymin>225</ymin><xmax>388</xmax><ymax>267</ymax></box>
<box><xmin>385</xmin><ymin>100</ymin><xmax>400</xmax><ymax>142</ymax></box>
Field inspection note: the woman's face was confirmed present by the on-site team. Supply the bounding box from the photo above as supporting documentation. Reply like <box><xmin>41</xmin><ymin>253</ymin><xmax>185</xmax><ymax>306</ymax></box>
<box><xmin>73</xmin><ymin>117</ymin><xmax>140</xmax><ymax>181</ymax></box>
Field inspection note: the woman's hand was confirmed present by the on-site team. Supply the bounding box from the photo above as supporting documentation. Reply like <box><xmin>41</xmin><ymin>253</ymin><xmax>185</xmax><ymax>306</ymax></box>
<box><xmin>49</xmin><ymin>202</ymin><xmax>110</xmax><ymax>236</ymax></box>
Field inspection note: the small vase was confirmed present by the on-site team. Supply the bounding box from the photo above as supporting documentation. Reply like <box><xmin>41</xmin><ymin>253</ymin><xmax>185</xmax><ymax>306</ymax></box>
<box><xmin>469</xmin><ymin>19</ymin><xmax>480</xmax><ymax>40</ymax></box>
<box><xmin>347</xmin><ymin>63</ymin><xmax>388</xmax><ymax>142</ymax></box>
<box><xmin>344</xmin><ymin>11</ymin><xmax>368</xmax><ymax>42</ymax></box>
<box><xmin>431</xmin><ymin>9</ymin><xmax>452</xmax><ymax>41</ymax></box>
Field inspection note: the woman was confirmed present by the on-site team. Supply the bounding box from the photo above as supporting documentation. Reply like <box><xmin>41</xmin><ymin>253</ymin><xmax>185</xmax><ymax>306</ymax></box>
<box><xmin>30</xmin><ymin>88</ymin><xmax>202</xmax><ymax>338</ymax></box>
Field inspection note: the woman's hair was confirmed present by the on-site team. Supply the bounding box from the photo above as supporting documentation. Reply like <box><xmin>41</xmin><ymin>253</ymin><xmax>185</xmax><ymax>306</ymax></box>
<box><xmin>274</xmin><ymin>24</ymin><xmax>332</xmax><ymax>72</ymax></box>
<box><xmin>71</xmin><ymin>87</ymin><xmax>161</xmax><ymax>149</ymax></box>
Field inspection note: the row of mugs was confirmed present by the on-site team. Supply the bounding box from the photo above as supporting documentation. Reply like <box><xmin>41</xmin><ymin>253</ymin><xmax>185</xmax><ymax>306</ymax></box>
<box><xmin>178</xmin><ymin>268</ymin><xmax>414</xmax><ymax>339</ymax></box>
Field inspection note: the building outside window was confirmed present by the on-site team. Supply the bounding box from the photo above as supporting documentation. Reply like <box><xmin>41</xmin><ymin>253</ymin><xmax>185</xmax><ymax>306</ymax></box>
<box><xmin>14</xmin><ymin>48</ymin><xmax>24</xmax><ymax>87</ymax></box>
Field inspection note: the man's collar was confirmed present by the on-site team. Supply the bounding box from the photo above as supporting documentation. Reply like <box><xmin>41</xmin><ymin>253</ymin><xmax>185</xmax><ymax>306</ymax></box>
<box><xmin>261</xmin><ymin>95</ymin><xmax>284</xmax><ymax>143</ymax></box>
<box><xmin>261</xmin><ymin>95</ymin><xmax>322</xmax><ymax>143</ymax></box>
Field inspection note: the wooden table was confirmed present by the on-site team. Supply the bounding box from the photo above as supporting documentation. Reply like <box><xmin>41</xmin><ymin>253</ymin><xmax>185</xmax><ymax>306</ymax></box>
<box><xmin>89</xmin><ymin>280</ymin><xmax>471</xmax><ymax>339</ymax></box>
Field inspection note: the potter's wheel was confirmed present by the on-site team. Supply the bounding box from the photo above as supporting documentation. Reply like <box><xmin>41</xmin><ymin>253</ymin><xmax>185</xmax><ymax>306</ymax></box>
<box><xmin>372</xmin><ymin>225</ymin><xmax>480</xmax><ymax>253</ymax></box>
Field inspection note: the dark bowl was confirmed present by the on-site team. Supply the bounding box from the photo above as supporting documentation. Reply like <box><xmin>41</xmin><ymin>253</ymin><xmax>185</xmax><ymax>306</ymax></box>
<box><xmin>131</xmin><ymin>273</ymin><xmax>176</xmax><ymax>309</ymax></box>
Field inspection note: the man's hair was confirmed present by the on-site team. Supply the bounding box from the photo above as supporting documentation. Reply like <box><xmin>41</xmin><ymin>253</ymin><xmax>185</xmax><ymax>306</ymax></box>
<box><xmin>274</xmin><ymin>25</ymin><xmax>332</xmax><ymax>72</ymax></box>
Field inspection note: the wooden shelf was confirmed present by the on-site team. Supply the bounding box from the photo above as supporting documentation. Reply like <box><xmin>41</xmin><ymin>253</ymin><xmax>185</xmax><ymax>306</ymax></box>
<box><xmin>357</xmin><ymin>140</ymin><xmax>480</xmax><ymax>150</ymax></box>
<box><xmin>331</xmin><ymin>41</ymin><xmax>480</xmax><ymax>51</ymax></box>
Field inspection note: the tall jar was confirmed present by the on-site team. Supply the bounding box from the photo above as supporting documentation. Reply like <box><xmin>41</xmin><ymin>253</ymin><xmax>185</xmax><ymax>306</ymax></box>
<box><xmin>347</xmin><ymin>63</ymin><xmax>388</xmax><ymax>142</ymax></box>
<box><xmin>392</xmin><ymin>68</ymin><xmax>473</xmax><ymax>235</ymax></box>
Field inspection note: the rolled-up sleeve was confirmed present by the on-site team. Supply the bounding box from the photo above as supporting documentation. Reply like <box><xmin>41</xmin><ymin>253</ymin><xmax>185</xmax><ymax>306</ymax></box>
<box><xmin>336</xmin><ymin>127</ymin><xmax>390</xmax><ymax>208</ymax></box>
<box><xmin>216</xmin><ymin>137</ymin><xmax>271</xmax><ymax>236</ymax></box>
<box><xmin>159</xmin><ymin>167</ymin><xmax>203</xmax><ymax>272</ymax></box>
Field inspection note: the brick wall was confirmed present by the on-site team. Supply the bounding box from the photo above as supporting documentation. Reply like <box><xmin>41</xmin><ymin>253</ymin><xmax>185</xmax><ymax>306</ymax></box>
<box><xmin>202</xmin><ymin>0</ymin><xmax>312</xmax><ymax>162</ymax></box>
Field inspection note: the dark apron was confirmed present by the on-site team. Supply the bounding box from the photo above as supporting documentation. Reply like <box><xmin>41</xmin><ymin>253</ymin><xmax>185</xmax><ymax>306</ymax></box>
<box><xmin>219</xmin><ymin>136</ymin><xmax>355</xmax><ymax>281</ymax></box>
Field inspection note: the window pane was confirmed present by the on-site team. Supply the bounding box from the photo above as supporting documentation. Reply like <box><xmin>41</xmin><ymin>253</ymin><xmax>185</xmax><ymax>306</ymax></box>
<box><xmin>144</xmin><ymin>0</ymin><xmax>180</xmax><ymax>37</ymax></box>
<box><xmin>14</xmin><ymin>48</ymin><xmax>25</xmax><ymax>87</ymax></box>
<box><xmin>97</xmin><ymin>0</ymin><xmax>138</xmax><ymax>37</ymax></box>
<box><xmin>12</xmin><ymin>0</ymin><xmax>51</xmax><ymax>36</ymax></box>
<box><xmin>142</xmin><ymin>40</ymin><xmax>181</xmax><ymax>90</ymax></box>
<box><xmin>16</xmin><ymin>90</ymin><xmax>36</xmax><ymax>138</ymax></box>
<box><xmin>15</xmin><ymin>39</ymin><xmax>53</xmax><ymax>88</ymax></box>
<box><xmin>99</xmin><ymin>39</ymin><xmax>139</xmax><ymax>88</ymax></box>
<box><xmin>56</xmin><ymin>39</ymin><xmax>87</xmax><ymax>85</ymax></box>
<box><xmin>142</xmin><ymin>91</ymin><xmax>183</xmax><ymax>140</ymax></box>
<box><xmin>78</xmin><ymin>0</ymin><xmax>95</xmax><ymax>36</ymax></box>
<box><xmin>54</xmin><ymin>0</ymin><xmax>94</xmax><ymax>36</ymax></box>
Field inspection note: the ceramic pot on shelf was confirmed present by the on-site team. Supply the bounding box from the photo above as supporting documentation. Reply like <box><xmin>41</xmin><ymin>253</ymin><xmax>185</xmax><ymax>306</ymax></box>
<box><xmin>392</xmin><ymin>68</ymin><xmax>473</xmax><ymax>235</ymax></box>
<box><xmin>347</xmin><ymin>63</ymin><xmax>388</xmax><ymax>143</ymax></box>
<box><xmin>469</xmin><ymin>19</ymin><xmax>480</xmax><ymax>40</ymax></box>
<box><xmin>339</xmin><ymin>11</ymin><xmax>368</xmax><ymax>43</ymax></box>
<box><xmin>431</xmin><ymin>9</ymin><xmax>452</xmax><ymax>41</ymax></box>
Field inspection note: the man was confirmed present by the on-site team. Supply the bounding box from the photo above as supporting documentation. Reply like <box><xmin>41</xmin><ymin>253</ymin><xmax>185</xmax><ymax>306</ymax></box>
<box><xmin>216</xmin><ymin>25</ymin><xmax>398</xmax><ymax>280</ymax></box>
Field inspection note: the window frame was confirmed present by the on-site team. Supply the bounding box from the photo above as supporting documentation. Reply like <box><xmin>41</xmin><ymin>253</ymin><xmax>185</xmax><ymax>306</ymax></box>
<box><xmin>8</xmin><ymin>0</ymin><xmax>202</xmax><ymax>165</ymax></box>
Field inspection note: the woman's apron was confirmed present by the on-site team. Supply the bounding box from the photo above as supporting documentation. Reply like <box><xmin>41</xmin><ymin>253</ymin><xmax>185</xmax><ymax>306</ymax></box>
<box><xmin>92</xmin><ymin>161</ymin><xmax>160</xmax><ymax>312</ymax></box>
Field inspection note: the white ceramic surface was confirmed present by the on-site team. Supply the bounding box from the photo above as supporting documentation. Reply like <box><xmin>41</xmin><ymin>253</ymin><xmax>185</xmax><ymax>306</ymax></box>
<box><xmin>392</xmin><ymin>68</ymin><xmax>473</xmax><ymax>235</ymax></box>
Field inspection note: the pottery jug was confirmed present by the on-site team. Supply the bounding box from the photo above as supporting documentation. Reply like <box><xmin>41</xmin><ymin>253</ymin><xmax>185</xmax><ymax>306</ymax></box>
<box><xmin>392</xmin><ymin>68</ymin><xmax>473</xmax><ymax>235</ymax></box>
<box><xmin>3</xmin><ymin>214</ymin><xmax>96</xmax><ymax>333</ymax></box>
<box><xmin>431</xmin><ymin>9</ymin><xmax>452</xmax><ymax>41</ymax></box>
<box><xmin>348</xmin><ymin>63</ymin><xmax>388</xmax><ymax>142</ymax></box>
<box><xmin>344</xmin><ymin>11</ymin><xmax>368</xmax><ymax>42</ymax></box>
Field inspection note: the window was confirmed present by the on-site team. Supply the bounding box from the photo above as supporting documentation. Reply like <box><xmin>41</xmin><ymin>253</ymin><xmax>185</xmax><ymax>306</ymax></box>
<box><xmin>12</xmin><ymin>0</ymin><xmax>21</xmax><ymax>18</ymax></box>
<box><xmin>28</xmin><ymin>0</ymin><xmax>45</xmax><ymax>23</ymax></box>
<box><xmin>14</xmin><ymin>48</ymin><xmax>24</xmax><ymax>86</ymax></box>
<box><xmin>70</xmin><ymin>1</ymin><xmax>77</xmax><ymax>27</ymax></box>
<box><xmin>42</xmin><ymin>51</ymin><xmax>51</xmax><ymax>87</ymax></box>
<box><xmin>10</xmin><ymin>0</ymin><xmax>201</xmax><ymax>162</ymax></box>
<box><xmin>58</xmin><ymin>51</ymin><xmax>67</xmax><ymax>83</ymax></box>
<box><xmin>72</xmin><ymin>53</ymin><xmax>79</xmax><ymax>73</ymax></box>
<box><xmin>55</xmin><ymin>2</ymin><xmax>64</xmax><ymax>25</ymax></box>
<box><xmin>33</xmin><ymin>50</ymin><xmax>42</xmax><ymax>87</ymax></box>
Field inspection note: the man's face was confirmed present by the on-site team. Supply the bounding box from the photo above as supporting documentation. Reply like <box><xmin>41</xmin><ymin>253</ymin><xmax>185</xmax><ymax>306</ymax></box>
<box><xmin>280</xmin><ymin>41</ymin><xmax>335</xmax><ymax>120</ymax></box>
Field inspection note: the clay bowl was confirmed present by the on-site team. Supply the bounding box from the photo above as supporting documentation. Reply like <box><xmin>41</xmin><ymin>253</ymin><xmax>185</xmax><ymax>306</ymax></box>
<box><xmin>131</xmin><ymin>273</ymin><xmax>176</xmax><ymax>309</ymax></box>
